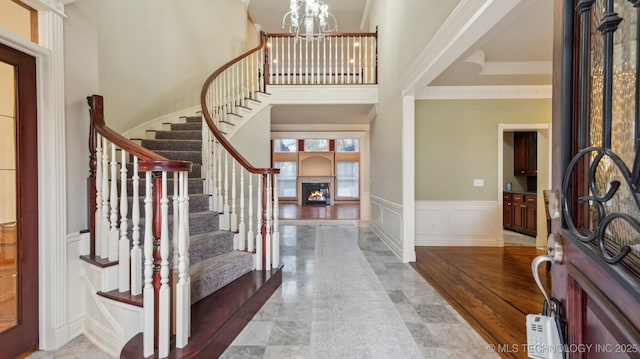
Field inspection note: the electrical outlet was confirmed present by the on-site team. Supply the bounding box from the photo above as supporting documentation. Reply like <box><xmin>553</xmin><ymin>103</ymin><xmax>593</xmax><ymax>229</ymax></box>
<box><xmin>473</xmin><ymin>179</ymin><xmax>484</xmax><ymax>187</ymax></box>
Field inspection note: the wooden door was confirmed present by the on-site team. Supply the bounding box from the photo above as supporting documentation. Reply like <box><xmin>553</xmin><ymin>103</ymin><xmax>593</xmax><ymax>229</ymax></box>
<box><xmin>503</xmin><ymin>193</ymin><xmax>513</xmax><ymax>229</ymax></box>
<box><xmin>0</xmin><ymin>43</ymin><xmax>39</xmax><ymax>358</ymax></box>
<box><xmin>512</xmin><ymin>194</ymin><xmax>525</xmax><ymax>232</ymax></box>
<box><xmin>552</xmin><ymin>0</ymin><xmax>640</xmax><ymax>357</ymax></box>
<box><xmin>525</xmin><ymin>195</ymin><xmax>537</xmax><ymax>235</ymax></box>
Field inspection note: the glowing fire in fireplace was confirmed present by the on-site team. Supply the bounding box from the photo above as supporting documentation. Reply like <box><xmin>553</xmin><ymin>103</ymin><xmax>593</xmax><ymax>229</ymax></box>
<box><xmin>308</xmin><ymin>190</ymin><xmax>326</xmax><ymax>201</ymax></box>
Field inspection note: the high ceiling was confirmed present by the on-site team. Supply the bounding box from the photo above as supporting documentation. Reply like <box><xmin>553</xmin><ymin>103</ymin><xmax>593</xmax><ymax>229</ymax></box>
<box><xmin>248</xmin><ymin>0</ymin><xmax>554</xmax><ymax>125</ymax></box>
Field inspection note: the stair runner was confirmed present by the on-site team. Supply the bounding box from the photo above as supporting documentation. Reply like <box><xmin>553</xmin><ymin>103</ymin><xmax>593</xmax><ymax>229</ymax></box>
<box><xmin>136</xmin><ymin>116</ymin><xmax>254</xmax><ymax>304</ymax></box>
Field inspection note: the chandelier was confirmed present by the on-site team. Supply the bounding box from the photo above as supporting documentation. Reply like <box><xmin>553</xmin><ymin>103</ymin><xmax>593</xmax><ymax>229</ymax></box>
<box><xmin>282</xmin><ymin>0</ymin><xmax>338</xmax><ymax>41</ymax></box>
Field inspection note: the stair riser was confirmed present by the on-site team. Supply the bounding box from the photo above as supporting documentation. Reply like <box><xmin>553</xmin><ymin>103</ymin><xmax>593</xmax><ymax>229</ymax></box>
<box><xmin>125</xmin><ymin>193</ymin><xmax>210</xmax><ymax>216</ymax></box>
<box><xmin>140</xmin><ymin>139</ymin><xmax>202</xmax><ymax>151</ymax></box>
<box><xmin>155</xmin><ymin>150</ymin><xmax>202</xmax><ymax>164</ymax></box>
<box><xmin>154</xmin><ymin>130</ymin><xmax>201</xmax><ymax>140</ymax></box>
<box><xmin>124</xmin><ymin>178</ymin><xmax>204</xmax><ymax>196</ymax></box>
<box><xmin>190</xmin><ymin>252</ymin><xmax>254</xmax><ymax>304</ymax></box>
<box><xmin>125</xmin><ymin>163</ymin><xmax>202</xmax><ymax>178</ymax></box>
<box><xmin>189</xmin><ymin>232</ymin><xmax>235</xmax><ymax>265</ymax></box>
<box><xmin>184</xmin><ymin>116</ymin><xmax>202</xmax><ymax>123</ymax></box>
<box><xmin>171</xmin><ymin>123</ymin><xmax>202</xmax><ymax>131</ymax></box>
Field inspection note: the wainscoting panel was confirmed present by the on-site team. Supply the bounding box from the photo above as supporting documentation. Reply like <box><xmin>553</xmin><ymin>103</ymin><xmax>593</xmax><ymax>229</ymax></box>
<box><xmin>415</xmin><ymin>201</ymin><xmax>500</xmax><ymax>246</ymax></box>
<box><xmin>370</xmin><ymin>195</ymin><xmax>403</xmax><ymax>258</ymax></box>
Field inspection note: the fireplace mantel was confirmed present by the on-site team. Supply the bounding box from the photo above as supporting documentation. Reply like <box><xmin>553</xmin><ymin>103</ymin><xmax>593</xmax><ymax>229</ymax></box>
<box><xmin>297</xmin><ymin>176</ymin><xmax>335</xmax><ymax>205</ymax></box>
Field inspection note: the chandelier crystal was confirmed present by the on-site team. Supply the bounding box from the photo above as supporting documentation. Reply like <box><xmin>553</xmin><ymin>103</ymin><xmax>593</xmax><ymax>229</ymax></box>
<box><xmin>282</xmin><ymin>0</ymin><xmax>337</xmax><ymax>41</ymax></box>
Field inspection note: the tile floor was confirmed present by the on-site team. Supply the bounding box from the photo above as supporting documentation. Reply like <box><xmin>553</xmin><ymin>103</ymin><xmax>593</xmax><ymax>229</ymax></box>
<box><xmin>503</xmin><ymin>229</ymin><xmax>537</xmax><ymax>246</ymax></box>
<box><xmin>26</xmin><ymin>221</ymin><xmax>498</xmax><ymax>358</ymax></box>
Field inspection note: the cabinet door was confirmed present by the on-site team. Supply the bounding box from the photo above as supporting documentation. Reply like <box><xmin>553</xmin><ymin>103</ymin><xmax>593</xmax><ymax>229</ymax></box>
<box><xmin>511</xmin><ymin>194</ymin><xmax>525</xmax><ymax>231</ymax></box>
<box><xmin>503</xmin><ymin>193</ymin><xmax>513</xmax><ymax>229</ymax></box>
<box><xmin>526</xmin><ymin>132</ymin><xmax>537</xmax><ymax>175</ymax></box>
<box><xmin>524</xmin><ymin>195</ymin><xmax>537</xmax><ymax>235</ymax></box>
<box><xmin>514</xmin><ymin>133</ymin><xmax>527</xmax><ymax>175</ymax></box>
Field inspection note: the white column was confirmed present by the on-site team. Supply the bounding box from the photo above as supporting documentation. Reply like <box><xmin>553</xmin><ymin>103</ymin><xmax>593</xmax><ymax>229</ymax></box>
<box><xmin>402</xmin><ymin>95</ymin><xmax>417</xmax><ymax>263</ymax></box>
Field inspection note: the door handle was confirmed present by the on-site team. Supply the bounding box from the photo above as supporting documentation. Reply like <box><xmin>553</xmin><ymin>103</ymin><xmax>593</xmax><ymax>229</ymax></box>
<box><xmin>531</xmin><ymin>234</ymin><xmax>563</xmax><ymax>312</ymax></box>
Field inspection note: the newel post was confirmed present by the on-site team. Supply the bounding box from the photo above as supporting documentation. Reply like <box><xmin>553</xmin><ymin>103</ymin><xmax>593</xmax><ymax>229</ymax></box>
<box><xmin>87</xmin><ymin>97</ymin><xmax>98</xmax><ymax>258</ymax></box>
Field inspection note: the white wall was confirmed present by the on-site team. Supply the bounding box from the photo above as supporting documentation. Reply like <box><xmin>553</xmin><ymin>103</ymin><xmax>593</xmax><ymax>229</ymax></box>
<box><xmin>96</xmin><ymin>0</ymin><xmax>249</xmax><ymax>132</ymax></box>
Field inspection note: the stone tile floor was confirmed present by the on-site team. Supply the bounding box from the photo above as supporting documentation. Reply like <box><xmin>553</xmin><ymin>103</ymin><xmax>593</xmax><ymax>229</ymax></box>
<box><xmin>26</xmin><ymin>221</ymin><xmax>498</xmax><ymax>358</ymax></box>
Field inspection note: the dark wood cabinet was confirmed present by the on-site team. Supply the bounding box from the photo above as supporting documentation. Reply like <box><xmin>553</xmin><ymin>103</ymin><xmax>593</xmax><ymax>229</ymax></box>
<box><xmin>503</xmin><ymin>191</ymin><xmax>536</xmax><ymax>236</ymax></box>
<box><xmin>514</xmin><ymin>132</ymin><xmax>537</xmax><ymax>176</ymax></box>
<box><xmin>502</xmin><ymin>193</ymin><xmax>513</xmax><ymax>228</ymax></box>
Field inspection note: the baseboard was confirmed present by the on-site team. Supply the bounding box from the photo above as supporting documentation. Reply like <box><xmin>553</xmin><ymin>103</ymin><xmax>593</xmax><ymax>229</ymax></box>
<box><xmin>415</xmin><ymin>200</ymin><xmax>500</xmax><ymax>246</ymax></box>
<box><xmin>84</xmin><ymin>315</ymin><xmax>120</xmax><ymax>358</ymax></box>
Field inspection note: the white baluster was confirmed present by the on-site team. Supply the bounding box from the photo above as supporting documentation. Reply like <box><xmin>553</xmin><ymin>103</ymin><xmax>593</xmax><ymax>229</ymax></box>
<box><xmin>176</xmin><ymin>171</ymin><xmax>191</xmax><ymax>348</ymax></box>
<box><xmin>239</xmin><ymin>169</ymin><xmax>246</xmax><ymax>251</ymax></box>
<box><xmin>217</xmin><ymin>142</ymin><xmax>223</xmax><ymax>212</ymax></box>
<box><xmin>95</xmin><ymin>134</ymin><xmax>103</xmax><ymax>258</ymax></box>
<box><xmin>159</xmin><ymin>171</ymin><xmax>170</xmax><ymax>357</ymax></box>
<box><xmin>323</xmin><ymin>36</ymin><xmax>327</xmax><ymax>84</ymax></box>
<box><xmin>101</xmin><ymin>137</ymin><xmax>110</xmax><ymax>258</ymax></box>
<box><xmin>341</xmin><ymin>36</ymin><xmax>345</xmax><ymax>84</ymax></box>
<box><xmin>131</xmin><ymin>157</ymin><xmax>142</xmax><ymax>295</ymax></box>
<box><xmin>359</xmin><ymin>36</ymin><xmax>363</xmax><ymax>84</ymax></box>
<box><xmin>334</xmin><ymin>36</ymin><xmax>339</xmax><ymax>84</ymax></box>
<box><xmin>211</xmin><ymin>136</ymin><xmax>218</xmax><ymax>212</ymax></box>
<box><xmin>299</xmin><ymin>39</ymin><xmax>303</xmax><ymax>85</ymax></box>
<box><xmin>221</xmin><ymin>152</ymin><xmax>230</xmax><ymax>230</ymax></box>
<box><xmin>231</xmin><ymin>161</ymin><xmax>238</xmax><ymax>235</ymax></box>
<box><xmin>265</xmin><ymin>175</ymin><xmax>271</xmax><ymax>270</ymax></box>
<box><xmin>305</xmin><ymin>39</ymin><xmax>309</xmax><ymax>84</ymax></box>
<box><xmin>365</xmin><ymin>36</ymin><xmax>370</xmax><ymax>83</ymax></box>
<box><xmin>172</xmin><ymin>172</ymin><xmax>179</xmax><ymax>269</ymax></box>
<box><xmin>247</xmin><ymin>174</ymin><xmax>254</xmax><ymax>255</ymax></box>
<box><xmin>329</xmin><ymin>36</ymin><xmax>333</xmax><ymax>84</ymax></box>
<box><xmin>287</xmin><ymin>36</ymin><xmax>291</xmax><ymax>84</ymax></box>
<box><xmin>316</xmin><ymin>35</ymin><xmax>320</xmax><ymax>84</ymax></box>
<box><xmin>109</xmin><ymin>144</ymin><xmax>119</xmax><ymax>261</ymax></box>
<box><xmin>274</xmin><ymin>38</ymin><xmax>278</xmax><ymax>85</ymax></box>
<box><xmin>119</xmin><ymin>149</ymin><xmax>130</xmax><ymax>291</ymax></box>
<box><xmin>272</xmin><ymin>174</ymin><xmax>280</xmax><ymax>268</ymax></box>
<box><xmin>143</xmin><ymin>171</ymin><xmax>154</xmax><ymax>357</ymax></box>
<box><xmin>255</xmin><ymin>175</ymin><xmax>263</xmax><ymax>270</ymax></box>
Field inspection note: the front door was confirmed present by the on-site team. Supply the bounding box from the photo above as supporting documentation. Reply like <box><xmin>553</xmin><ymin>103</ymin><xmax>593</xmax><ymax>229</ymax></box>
<box><xmin>0</xmin><ymin>42</ymin><xmax>39</xmax><ymax>358</ymax></box>
<box><xmin>552</xmin><ymin>0</ymin><xmax>640</xmax><ymax>357</ymax></box>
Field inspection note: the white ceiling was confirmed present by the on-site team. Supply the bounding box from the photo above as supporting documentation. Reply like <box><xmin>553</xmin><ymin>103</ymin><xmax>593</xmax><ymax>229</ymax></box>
<box><xmin>248</xmin><ymin>0</ymin><xmax>553</xmax><ymax>125</ymax></box>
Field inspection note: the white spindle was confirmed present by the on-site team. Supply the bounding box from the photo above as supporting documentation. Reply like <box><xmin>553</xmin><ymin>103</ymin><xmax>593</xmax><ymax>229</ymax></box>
<box><xmin>95</xmin><ymin>134</ymin><xmax>103</xmax><ymax>258</ymax></box>
<box><xmin>305</xmin><ymin>40</ymin><xmax>309</xmax><ymax>84</ymax></box>
<box><xmin>268</xmin><ymin>41</ymin><xmax>273</xmax><ymax>85</ymax></box>
<box><xmin>143</xmin><ymin>171</ymin><xmax>154</xmax><ymax>357</ymax></box>
<box><xmin>334</xmin><ymin>36</ymin><xmax>339</xmax><ymax>84</ymax></box>
<box><xmin>273</xmin><ymin>174</ymin><xmax>280</xmax><ymax>268</ymax></box>
<box><xmin>310</xmin><ymin>36</ymin><xmax>315</xmax><ymax>83</ymax></box>
<box><xmin>176</xmin><ymin>171</ymin><xmax>190</xmax><ymax>348</ymax></box>
<box><xmin>217</xmin><ymin>142</ymin><xmax>223</xmax><ymax>212</ymax></box>
<box><xmin>316</xmin><ymin>36</ymin><xmax>320</xmax><ymax>84</ymax></box>
<box><xmin>365</xmin><ymin>36</ymin><xmax>369</xmax><ymax>83</ymax></box>
<box><xmin>172</xmin><ymin>172</ymin><xmax>179</xmax><ymax>268</ymax></box>
<box><xmin>101</xmin><ymin>137</ymin><xmax>110</xmax><ymax>258</ymax></box>
<box><xmin>255</xmin><ymin>175</ymin><xmax>263</xmax><ymax>270</ymax></box>
<box><xmin>109</xmin><ymin>144</ymin><xmax>119</xmax><ymax>261</ymax></box>
<box><xmin>159</xmin><ymin>171</ymin><xmax>170</xmax><ymax>357</ymax></box>
<box><xmin>299</xmin><ymin>38</ymin><xmax>303</xmax><ymax>85</ymax></box>
<box><xmin>131</xmin><ymin>157</ymin><xmax>142</xmax><ymax>295</ymax></box>
<box><xmin>239</xmin><ymin>169</ymin><xmax>246</xmax><ymax>251</ymax></box>
<box><xmin>231</xmin><ymin>160</ymin><xmax>238</xmax><ymax>235</ymax></box>
<box><xmin>341</xmin><ymin>36</ymin><xmax>345</xmax><ymax>84</ymax></box>
<box><xmin>287</xmin><ymin>36</ymin><xmax>291</xmax><ymax>84</ymax></box>
<box><xmin>265</xmin><ymin>175</ymin><xmax>271</xmax><ymax>270</ymax></box>
<box><xmin>323</xmin><ymin>36</ymin><xmax>327</xmax><ymax>84</ymax></box>
<box><xmin>119</xmin><ymin>149</ymin><xmax>130</xmax><ymax>291</ymax></box>
<box><xmin>221</xmin><ymin>152</ymin><xmax>230</xmax><ymax>230</ymax></box>
<box><xmin>247</xmin><ymin>174</ymin><xmax>254</xmax><ymax>254</ymax></box>
<box><xmin>358</xmin><ymin>36</ymin><xmax>363</xmax><ymax>84</ymax></box>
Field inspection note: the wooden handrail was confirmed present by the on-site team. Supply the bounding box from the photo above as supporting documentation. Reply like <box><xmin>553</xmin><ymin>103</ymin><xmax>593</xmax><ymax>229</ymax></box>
<box><xmin>200</xmin><ymin>32</ymin><xmax>280</xmax><ymax>175</ymax></box>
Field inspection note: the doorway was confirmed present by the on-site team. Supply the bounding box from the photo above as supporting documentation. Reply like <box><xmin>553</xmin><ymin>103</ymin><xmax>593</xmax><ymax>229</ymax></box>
<box><xmin>497</xmin><ymin>123</ymin><xmax>551</xmax><ymax>247</ymax></box>
<box><xmin>0</xmin><ymin>42</ymin><xmax>39</xmax><ymax>358</ymax></box>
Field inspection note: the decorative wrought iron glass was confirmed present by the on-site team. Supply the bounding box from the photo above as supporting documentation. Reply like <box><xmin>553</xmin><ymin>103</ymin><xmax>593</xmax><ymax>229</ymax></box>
<box><xmin>282</xmin><ymin>0</ymin><xmax>337</xmax><ymax>41</ymax></box>
<box><xmin>562</xmin><ymin>0</ymin><xmax>640</xmax><ymax>265</ymax></box>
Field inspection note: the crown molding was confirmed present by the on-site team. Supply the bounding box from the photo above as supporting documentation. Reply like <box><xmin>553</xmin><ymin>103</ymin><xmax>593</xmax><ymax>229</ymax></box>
<box><xmin>416</xmin><ymin>85</ymin><xmax>552</xmax><ymax>100</ymax></box>
<box><xmin>465</xmin><ymin>49</ymin><xmax>552</xmax><ymax>75</ymax></box>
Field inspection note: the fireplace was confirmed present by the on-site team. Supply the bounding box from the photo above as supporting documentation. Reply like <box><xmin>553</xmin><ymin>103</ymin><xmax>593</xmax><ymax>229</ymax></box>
<box><xmin>302</xmin><ymin>182</ymin><xmax>330</xmax><ymax>205</ymax></box>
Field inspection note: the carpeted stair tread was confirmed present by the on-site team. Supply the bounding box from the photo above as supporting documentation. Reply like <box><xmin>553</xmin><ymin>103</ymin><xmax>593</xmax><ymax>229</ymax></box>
<box><xmin>125</xmin><ymin>162</ymin><xmax>202</xmax><ymax>178</ymax></box>
<box><xmin>126</xmin><ymin>193</ymin><xmax>210</xmax><ymax>215</ymax></box>
<box><xmin>171</xmin><ymin>122</ymin><xmax>202</xmax><ymax>131</ymax></box>
<box><xmin>155</xmin><ymin>130</ymin><xmax>201</xmax><ymax>140</ymax></box>
<box><xmin>155</xmin><ymin>150</ymin><xmax>202</xmax><ymax>164</ymax></box>
<box><xmin>124</xmin><ymin>177</ymin><xmax>204</xmax><ymax>196</ymax></box>
<box><xmin>184</xmin><ymin>116</ymin><xmax>202</xmax><ymax>123</ymax></box>
<box><xmin>135</xmin><ymin>210</ymin><xmax>220</xmax><ymax>236</ymax></box>
<box><xmin>190</xmin><ymin>251</ymin><xmax>254</xmax><ymax>304</ymax></box>
<box><xmin>140</xmin><ymin>139</ymin><xmax>202</xmax><ymax>151</ymax></box>
<box><xmin>189</xmin><ymin>231</ymin><xmax>235</xmax><ymax>265</ymax></box>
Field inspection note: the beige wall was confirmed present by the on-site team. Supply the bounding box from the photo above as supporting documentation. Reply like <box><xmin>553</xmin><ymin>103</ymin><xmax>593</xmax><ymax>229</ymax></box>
<box><xmin>95</xmin><ymin>0</ymin><xmax>248</xmax><ymax>132</ymax></box>
<box><xmin>415</xmin><ymin>99</ymin><xmax>552</xmax><ymax>201</ymax></box>
<box><xmin>367</xmin><ymin>0</ymin><xmax>461</xmax><ymax>204</ymax></box>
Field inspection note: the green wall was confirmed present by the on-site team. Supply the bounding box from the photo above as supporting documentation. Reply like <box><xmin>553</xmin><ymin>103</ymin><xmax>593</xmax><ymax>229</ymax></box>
<box><xmin>415</xmin><ymin>99</ymin><xmax>551</xmax><ymax>201</ymax></box>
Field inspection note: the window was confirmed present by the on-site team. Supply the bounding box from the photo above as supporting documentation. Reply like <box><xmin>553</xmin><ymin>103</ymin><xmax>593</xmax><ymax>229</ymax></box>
<box><xmin>337</xmin><ymin>139</ymin><xmax>359</xmax><ymax>152</ymax></box>
<box><xmin>274</xmin><ymin>161</ymin><xmax>297</xmax><ymax>198</ymax></box>
<box><xmin>336</xmin><ymin>161</ymin><xmax>359</xmax><ymax>198</ymax></box>
<box><xmin>305</xmin><ymin>139</ymin><xmax>329</xmax><ymax>152</ymax></box>
<box><xmin>273</xmin><ymin>139</ymin><xmax>297</xmax><ymax>152</ymax></box>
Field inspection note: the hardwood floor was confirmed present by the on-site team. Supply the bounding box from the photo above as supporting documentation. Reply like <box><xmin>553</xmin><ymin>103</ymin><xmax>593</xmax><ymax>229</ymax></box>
<box><xmin>278</xmin><ymin>203</ymin><xmax>359</xmax><ymax>220</ymax></box>
<box><xmin>412</xmin><ymin>246</ymin><xmax>551</xmax><ymax>359</ymax></box>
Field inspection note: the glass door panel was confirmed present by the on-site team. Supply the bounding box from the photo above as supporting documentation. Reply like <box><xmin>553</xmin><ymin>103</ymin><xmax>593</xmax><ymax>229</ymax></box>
<box><xmin>0</xmin><ymin>60</ymin><xmax>17</xmax><ymax>334</ymax></box>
